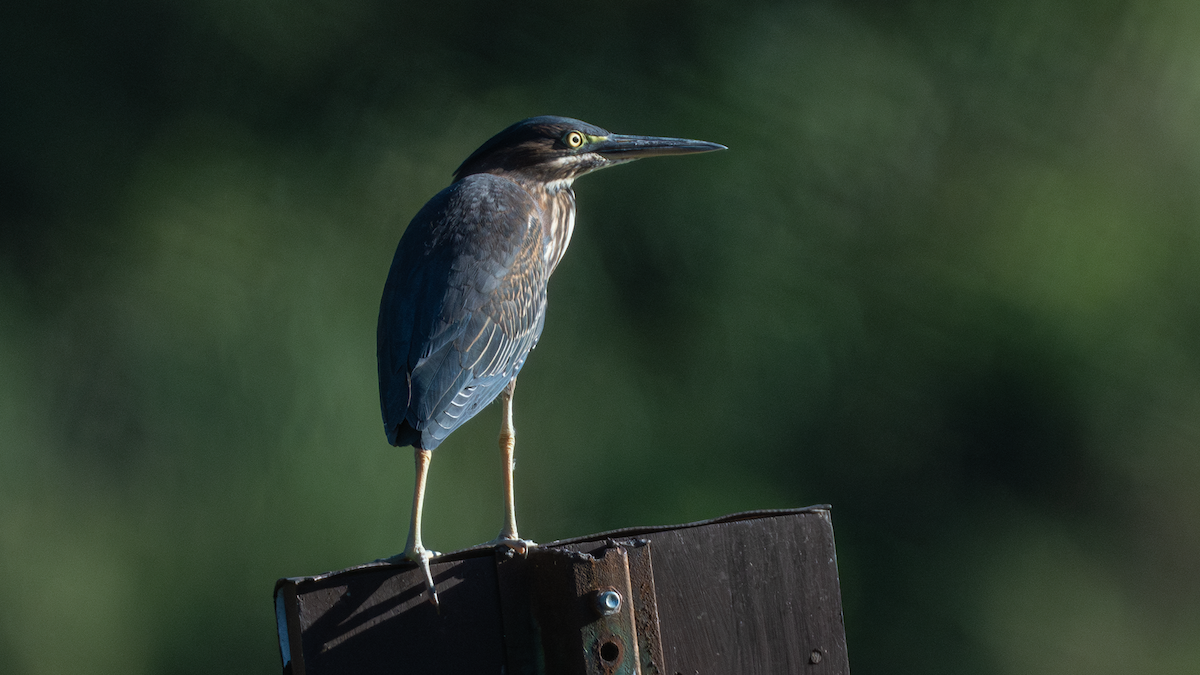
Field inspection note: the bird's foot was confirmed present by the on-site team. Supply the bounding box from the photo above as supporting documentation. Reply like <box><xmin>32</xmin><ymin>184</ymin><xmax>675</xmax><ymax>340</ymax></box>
<box><xmin>487</xmin><ymin>536</ymin><xmax>537</xmax><ymax>558</ymax></box>
<box><xmin>384</xmin><ymin>546</ymin><xmax>441</xmax><ymax>607</ymax></box>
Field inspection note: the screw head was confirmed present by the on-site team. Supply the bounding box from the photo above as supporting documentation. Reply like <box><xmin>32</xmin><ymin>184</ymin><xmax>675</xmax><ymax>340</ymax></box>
<box><xmin>594</xmin><ymin>589</ymin><xmax>622</xmax><ymax>616</ymax></box>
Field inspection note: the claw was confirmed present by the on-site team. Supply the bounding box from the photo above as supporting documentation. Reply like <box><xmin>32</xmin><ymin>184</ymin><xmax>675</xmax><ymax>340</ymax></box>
<box><xmin>408</xmin><ymin>547</ymin><xmax>440</xmax><ymax>607</ymax></box>
<box><xmin>386</xmin><ymin>546</ymin><xmax>440</xmax><ymax>607</ymax></box>
<box><xmin>416</xmin><ymin>552</ymin><xmax>439</xmax><ymax>608</ymax></box>
<box><xmin>489</xmin><ymin>537</ymin><xmax>537</xmax><ymax>557</ymax></box>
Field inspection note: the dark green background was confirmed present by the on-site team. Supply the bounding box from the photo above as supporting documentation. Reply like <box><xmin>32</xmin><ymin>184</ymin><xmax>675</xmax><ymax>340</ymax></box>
<box><xmin>3</xmin><ymin>1</ymin><xmax>1199</xmax><ymax>673</ymax></box>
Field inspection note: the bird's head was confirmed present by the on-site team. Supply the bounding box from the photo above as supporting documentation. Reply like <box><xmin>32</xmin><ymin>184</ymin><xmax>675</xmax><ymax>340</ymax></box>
<box><xmin>453</xmin><ymin>116</ymin><xmax>725</xmax><ymax>186</ymax></box>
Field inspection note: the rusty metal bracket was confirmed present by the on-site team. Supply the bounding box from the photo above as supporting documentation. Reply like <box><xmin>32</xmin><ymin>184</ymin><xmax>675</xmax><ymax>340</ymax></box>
<box><xmin>496</xmin><ymin>539</ymin><xmax>664</xmax><ymax>675</ymax></box>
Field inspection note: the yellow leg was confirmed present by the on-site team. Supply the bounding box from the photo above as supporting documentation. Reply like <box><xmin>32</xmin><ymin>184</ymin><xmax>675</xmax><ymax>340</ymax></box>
<box><xmin>491</xmin><ymin>381</ymin><xmax>535</xmax><ymax>553</ymax></box>
<box><xmin>403</xmin><ymin>448</ymin><xmax>439</xmax><ymax>606</ymax></box>
<box><xmin>498</xmin><ymin>387</ymin><xmax>519</xmax><ymax>541</ymax></box>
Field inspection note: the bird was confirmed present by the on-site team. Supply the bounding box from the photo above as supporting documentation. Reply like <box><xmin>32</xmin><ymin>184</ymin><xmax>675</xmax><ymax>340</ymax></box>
<box><xmin>377</xmin><ymin>116</ymin><xmax>725</xmax><ymax>604</ymax></box>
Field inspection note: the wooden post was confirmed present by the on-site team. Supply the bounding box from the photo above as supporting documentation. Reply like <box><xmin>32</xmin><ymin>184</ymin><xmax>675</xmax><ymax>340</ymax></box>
<box><xmin>274</xmin><ymin>506</ymin><xmax>850</xmax><ymax>674</ymax></box>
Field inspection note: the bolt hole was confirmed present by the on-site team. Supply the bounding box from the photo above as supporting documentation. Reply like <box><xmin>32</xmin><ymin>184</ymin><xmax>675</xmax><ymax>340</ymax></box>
<box><xmin>600</xmin><ymin>641</ymin><xmax>620</xmax><ymax>662</ymax></box>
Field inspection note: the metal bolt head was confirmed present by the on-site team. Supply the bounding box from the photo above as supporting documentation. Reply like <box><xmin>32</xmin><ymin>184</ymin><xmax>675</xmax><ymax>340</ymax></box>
<box><xmin>594</xmin><ymin>589</ymin><xmax>622</xmax><ymax>616</ymax></box>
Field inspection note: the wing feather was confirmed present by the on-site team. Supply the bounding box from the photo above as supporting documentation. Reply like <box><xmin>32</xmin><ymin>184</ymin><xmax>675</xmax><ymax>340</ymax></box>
<box><xmin>377</xmin><ymin>174</ymin><xmax>550</xmax><ymax>448</ymax></box>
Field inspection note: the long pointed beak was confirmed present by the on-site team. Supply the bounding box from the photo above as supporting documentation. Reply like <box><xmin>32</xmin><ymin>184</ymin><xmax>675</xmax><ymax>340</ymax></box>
<box><xmin>592</xmin><ymin>133</ymin><xmax>727</xmax><ymax>159</ymax></box>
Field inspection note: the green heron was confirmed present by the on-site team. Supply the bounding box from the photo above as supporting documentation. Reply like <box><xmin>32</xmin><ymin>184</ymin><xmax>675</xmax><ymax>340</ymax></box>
<box><xmin>377</xmin><ymin>116</ymin><xmax>724</xmax><ymax>603</ymax></box>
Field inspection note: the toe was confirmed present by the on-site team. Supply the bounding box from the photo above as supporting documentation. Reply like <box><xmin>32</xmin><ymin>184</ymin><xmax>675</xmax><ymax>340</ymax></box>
<box><xmin>489</xmin><ymin>537</ymin><xmax>538</xmax><ymax>556</ymax></box>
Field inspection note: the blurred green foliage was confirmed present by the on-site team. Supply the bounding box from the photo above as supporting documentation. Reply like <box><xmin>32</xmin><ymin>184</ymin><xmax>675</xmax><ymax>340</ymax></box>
<box><xmin>3</xmin><ymin>1</ymin><xmax>1200</xmax><ymax>673</ymax></box>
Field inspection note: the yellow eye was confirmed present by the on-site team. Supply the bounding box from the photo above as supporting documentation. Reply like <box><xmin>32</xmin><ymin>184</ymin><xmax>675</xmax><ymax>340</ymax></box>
<box><xmin>564</xmin><ymin>130</ymin><xmax>585</xmax><ymax>148</ymax></box>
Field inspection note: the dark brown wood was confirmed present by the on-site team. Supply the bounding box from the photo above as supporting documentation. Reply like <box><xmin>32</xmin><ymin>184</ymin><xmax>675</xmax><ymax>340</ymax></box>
<box><xmin>275</xmin><ymin>506</ymin><xmax>850</xmax><ymax>675</ymax></box>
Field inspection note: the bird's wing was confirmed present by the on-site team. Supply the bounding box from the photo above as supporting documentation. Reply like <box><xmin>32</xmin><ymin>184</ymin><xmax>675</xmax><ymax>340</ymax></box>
<box><xmin>378</xmin><ymin>174</ymin><xmax>549</xmax><ymax>448</ymax></box>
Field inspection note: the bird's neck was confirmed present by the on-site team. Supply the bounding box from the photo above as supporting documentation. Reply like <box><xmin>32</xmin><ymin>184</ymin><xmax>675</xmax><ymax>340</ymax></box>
<box><xmin>485</xmin><ymin>171</ymin><xmax>578</xmax><ymax>276</ymax></box>
<box><xmin>525</xmin><ymin>178</ymin><xmax>577</xmax><ymax>277</ymax></box>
